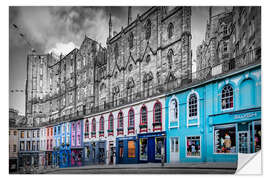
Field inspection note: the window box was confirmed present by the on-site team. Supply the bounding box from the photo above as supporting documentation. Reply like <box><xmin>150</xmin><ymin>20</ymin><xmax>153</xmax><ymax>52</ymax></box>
<box><xmin>128</xmin><ymin>127</ymin><xmax>134</xmax><ymax>130</ymax></box>
<box><xmin>99</xmin><ymin>130</ymin><xmax>104</xmax><ymax>134</ymax></box>
<box><xmin>107</xmin><ymin>129</ymin><xmax>113</xmax><ymax>133</ymax></box>
<box><xmin>117</xmin><ymin>128</ymin><xmax>123</xmax><ymax>131</ymax></box>
<box><xmin>152</xmin><ymin>122</ymin><xmax>162</xmax><ymax>126</ymax></box>
<box><xmin>84</xmin><ymin>132</ymin><xmax>89</xmax><ymax>136</ymax></box>
<box><xmin>139</xmin><ymin>124</ymin><xmax>147</xmax><ymax>129</ymax></box>
<box><xmin>91</xmin><ymin>132</ymin><xmax>96</xmax><ymax>135</ymax></box>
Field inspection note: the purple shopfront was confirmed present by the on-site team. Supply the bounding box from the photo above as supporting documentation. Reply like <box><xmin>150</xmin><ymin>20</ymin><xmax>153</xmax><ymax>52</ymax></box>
<box><xmin>70</xmin><ymin>119</ymin><xmax>83</xmax><ymax>167</ymax></box>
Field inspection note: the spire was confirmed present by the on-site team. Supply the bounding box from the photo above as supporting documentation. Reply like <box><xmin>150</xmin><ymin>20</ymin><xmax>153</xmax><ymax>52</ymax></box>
<box><xmin>109</xmin><ymin>13</ymin><xmax>112</xmax><ymax>39</ymax></box>
<box><xmin>128</xmin><ymin>6</ymin><xmax>132</xmax><ymax>25</ymax></box>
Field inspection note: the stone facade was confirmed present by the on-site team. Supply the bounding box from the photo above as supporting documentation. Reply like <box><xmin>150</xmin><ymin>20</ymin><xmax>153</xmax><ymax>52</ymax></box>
<box><xmin>25</xmin><ymin>6</ymin><xmax>192</xmax><ymax>127</ymax></box>
<box><xmin>196</xmin><ymin>7</ymin><xmax>261</xmax><ymax>79</ymax></box>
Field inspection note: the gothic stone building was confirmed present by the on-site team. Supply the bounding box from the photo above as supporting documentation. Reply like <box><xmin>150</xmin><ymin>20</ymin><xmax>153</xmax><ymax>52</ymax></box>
<box><xmin>25</xmin><ymin>6</ymin><xmax>192</xmax><ymax>127</ymax></box>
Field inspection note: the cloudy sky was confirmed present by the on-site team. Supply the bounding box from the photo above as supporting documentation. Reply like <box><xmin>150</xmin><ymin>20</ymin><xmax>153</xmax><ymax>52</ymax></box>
<box><xmin>9</xmin><ymin>6</ymin><xmax>227</xmax><ymax>115</ymax></box>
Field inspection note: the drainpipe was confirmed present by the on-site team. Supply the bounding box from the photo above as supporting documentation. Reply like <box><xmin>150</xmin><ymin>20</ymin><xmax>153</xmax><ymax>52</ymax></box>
<box><xmin>203</xmin><ymin>86</ymin><xmax>207</xmax><ymax>163</ymax></box>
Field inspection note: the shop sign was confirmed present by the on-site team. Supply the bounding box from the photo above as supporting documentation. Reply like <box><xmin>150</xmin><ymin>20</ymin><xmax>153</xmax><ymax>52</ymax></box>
<box><xmin>234</xmin><ymin>112</ymin><xmax>257</xmax><ymax>120</ymax></box>
<box><xmin>118</xmin><ymin>136</ymin><xmax>135</xmax><ymax>141</ymax></box>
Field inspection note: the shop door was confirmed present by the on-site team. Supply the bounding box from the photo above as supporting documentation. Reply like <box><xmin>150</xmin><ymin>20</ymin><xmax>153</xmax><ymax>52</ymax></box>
<box><xmin>148</xmin><ymin>137</ymin><xmax>155</xmax><ymax>162</ymax></box>
<box><xmin>170</xmin><ymin>137</ymin><xmax>179</xmax><ymax>163</ymax></box>
<box><xmin>238</xmin><ymin>131</ymin><xmax>250</xmax><ymax>153</ymax></box>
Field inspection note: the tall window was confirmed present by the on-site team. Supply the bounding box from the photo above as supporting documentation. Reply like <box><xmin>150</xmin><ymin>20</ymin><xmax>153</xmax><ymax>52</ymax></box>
<box><xmin>129</xmin><ymin>32</ymin><xmax>134</xmax><ymax>49</ymax></box>
<box><xmin>91</xmin><ymin>118</ymin><xmax>96</xmax><ymax>138</ymax></box>
<box><xmin>108</xmin><ymin>113</ymin><xmax>114</xmax><ymax>136</ymax></box>
<box><xmin>145</xmin><ymin>19</ymin><xmax>151</xmax><ymax>40</ymax></box>
<box><xmin>127</xmin><ymin>78</ymin><xmax>134</xmax><ymax>102</ymax></box>
<box><xmin>99</xmin><ymin>116</ymin><xmax>104</xmax><ymax>137</ymax></box>
<box><xmin>114</xmin><ymin>43</ymin><xmax>119</xmax><ymax>60</ymax></box>
<box><xmin>221</xmin><ymin>85</ymin><xmax>234</xmax><ymax>109</ymax></box>
<box><xmin>128</xmin><ymin>108</ymin><xmax>135</xmax><ymax>134</ymax></box>
<box><xmin>85</xmin><ymin>120</ymin><xmax>89</xmax><ymax>137</ymax></box>
<box><xmin>117</xmin><ymin>111</ymin><xmax>124</xmax><ymax>135</ymax></box>
<box><xmin>169</xmin><ymin>97</ymin><xmax>179</xmax><ymax>126</ymax></box>
<box><xmin>140</xmin><ymin>105</ymin><xmax>148</xmax><ymax>132</ymax></box>
<box><xmin>167</xmin><ymin>49</ymin><xmax>173</xmax><ymax>68</ymax></box>
<box><xmin>168</xmin><ymin>23</ymin><xmax>174</xmax><ymax>39</ymax></box>
<box><xmin>188</xmin><ymin>93</ymin><xmax>198</xmax><ymax>117</ymax></box>
<box><xmin>153</xmin><ymin>101</ymin><xmax>162</xmax><ymax>131</ymax></box>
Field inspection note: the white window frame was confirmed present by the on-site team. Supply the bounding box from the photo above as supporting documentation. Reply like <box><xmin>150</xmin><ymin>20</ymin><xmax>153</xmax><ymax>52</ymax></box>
<box><xmin>186</xmin><ymin>90</ymin><xmax>200</xmax><ymax>127</ymax></box>
<box><xmin>185</xmin><ymin>136</ymin><xmax>201</xmax><ymax>158</ymax></box>
<box><xmin>169</xmin><ymin>95</ymin><xmax>179</xmax><ymax>128</ymax></box>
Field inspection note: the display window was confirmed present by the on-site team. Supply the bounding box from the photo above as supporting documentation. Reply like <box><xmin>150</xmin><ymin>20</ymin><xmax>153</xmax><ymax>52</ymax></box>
<box><xmin>186</xmin><ymin>136</ymin><xmax>200</xmax><ymax>157</ymax></box>
<box><xmin>128</xmin><ymin>140</ymin><xmax>136</xmax><ymax>158</ymax></box>
<box><xmin>155</xmin><ymin>137</ymin><xmax>163</xmax><ymax>159</ymax></box>
<box><xmin>140</xmin><ymin>138</ymin><xmax>148</xmax><ymax>160</ymax></box>
<box><xmin>254</xmin><ymin>123</ymin><xmax>261</xmax><ymax>152</ymax></box>
<box><xmin>119</xmin><ymin>141</ymin><xmax>124</xmax><ymax>159</ymax></box>
<box><xmin>214</xmin><ymin>125</ymin><xmax>236</xmax><ymax>153</ymax></box>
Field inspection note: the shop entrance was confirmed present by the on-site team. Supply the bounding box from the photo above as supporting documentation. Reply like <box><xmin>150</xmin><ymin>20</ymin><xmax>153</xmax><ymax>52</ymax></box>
<box><xmin>238</xmin><ymin>131</ymin><xmax>250</xmax><ymax>153</ymax></box>
<box><xmin>170</xmin><ymin>137</ymin><xmax>179</xmax><ymax>162</ymax></box>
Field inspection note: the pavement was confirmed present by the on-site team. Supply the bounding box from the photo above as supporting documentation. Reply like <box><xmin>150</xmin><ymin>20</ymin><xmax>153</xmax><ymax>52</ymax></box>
<box><xmin>36</xmin><ymin>162</ymin><xmax>237</xmax><ymax>174</ymax></box>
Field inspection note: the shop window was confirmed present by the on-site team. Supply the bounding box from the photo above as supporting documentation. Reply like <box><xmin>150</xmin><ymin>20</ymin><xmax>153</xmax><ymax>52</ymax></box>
<box><xmin>128</xmin><ymin>140</ymin><xmax>136</xmax><ymax>158</ymax></box>
<box><xmin>140</xmin><ymin>138</ymin><xmax>148</xmax><ymax>160</ymax></box>
<box><xmin>186</xmin><ymin>136</ymin><xmax>201</xmax><ymax>157</ymax></box>
<box><xmin>214</xmin><ymin>125</ymin><xmax>236</xmax><ymax>153</ymax></box>
<box><xmin>221</xmin><ymin>85</ymin><xmax>234</xmax><ymax>110</ymax></box>
<box><xmin>128</xmin><ymin>108</ymin><xmax>135</xmax><ymax>134</ymax></box>
<box><xmin>155</xmin><ymin>137</ymin><xmax>164</xmax><ymax>160</ymax></box>
<box><xmin>99</xmin><ymin>116</ymin><xmax>104</xmax><ymax>137</ymax></box>
<box><xmin>91</xmin><ymin>118</ymin><xmax>96</xmax><ymax>138</ymax></box>
<box><xmin>168</xmin><ymin>22</ymin><xmax>174</xmax><ymax>39</ymax></box>
<box><xmin>169</xmin><ymin>97</ymin><xmax>179</xmax><ymax>127</ymax></box>
<box><xmin>119</xmin><ymin>141</ymin><xmax>124</xmax><ymax>160</ymax></box>
<box><xmin>108</xmin><ymin>113</ymin><xmax>114</xmax><ymax>136</ymax></box>
<box><xmin>145</xmin><ymin>19</ymin><xmax>151</xmax><ymax>40</ymax></box>
<box><xmin>254</xmin><ymin>123</ymin><xmax>261</xmax><ymax>152</ymax></box>
<box><xmin>117</xmin><ymin>111</ymin><xmax>124</xmax><ymax>135</ymax></box>
<box><xmin>140</xmin><ymin>105</ymin><xmax>148</xmax><ymax>132</ymax></box>
<box><xmin>153</xmin><ymin>101</ymin><xmax>162</xmax><ymax>131</ymax></box>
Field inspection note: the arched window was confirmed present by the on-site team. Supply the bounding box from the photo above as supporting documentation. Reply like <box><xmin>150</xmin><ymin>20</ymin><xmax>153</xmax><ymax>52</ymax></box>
<box><xmin>168</xmin><ymin>23</ymin><xmax>174</xmax><ymax>39</ymax></box>
<box><xmin>99</xmin><ymin>116</ymin><xmax>104</xmax><ymax>137</ymax></box>
<box><xmin>85</xmin><ymin>120</ymin><xmax>89</xmax><ymax>137</ymax></box>
<box><xmin>117</xmin><ymin>111</ymin><xmax>124</xmax><ymax>135</ymax></box>
<box><xmin>188</xmin><ymin>93</ymin><xmax>198</xmax><ymax>117</ymax></box>
<box><xmin>222</xmin><ymin>85</ymin><xmax>234</xmax><ymax>109</ymax></box>
<box><xmin>114</xmin><ymin>43</ymin><xmax>119</xmax><ymax>59</ymax></box>
<box><xmin>108</xmin><ymin>113</ymin><xmax>114</xmax><ymax>136</ymax></box>
<box><xmin>146</xmin><ymin>54</ymin><xmax>151</xmax><ymax>64</ymax></box>
<box><xmin>167</xmin><ymin>49</ymin><xmax>173</xmax><ymax>68</ymax></box>
<box><xmin>91</xmin><ymin>118</ymin><xmax>96</xmax><ymax>138</ymax></box>
<box><xmin>145</xmin><ymin>19</ymin><xmax>151</xmax><ymax>40</ymax></box>
<box><xmin>153</xmin><ymin>101</ymin><xmax>162</xmax><ymax>131</ymax></box>
<box><xmin>140</xmin><ymin>105</ymin><xmax>148</xmax><ymax>132</ymax></box>
<box><xmin>169</xmin><ymin>97</ymin><xmax>179</xmax><ymax>128</ymax></box>
<box><xmin>128</xmin><ymin>108</ymin><xmax>135</xmax><ymax>134</ymax></box>
<box><xmin>129</xmin><ymin>32</ymin><xmax>134</xmax><ymax>49</ymax></box>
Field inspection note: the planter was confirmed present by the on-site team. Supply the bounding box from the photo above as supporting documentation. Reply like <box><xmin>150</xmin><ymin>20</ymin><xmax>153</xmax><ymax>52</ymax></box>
<box><xmin>139</xmin><ymin>124</ymin><xmax>147</xmax><ymax>129</ymax></box>
<box><xmin>128</xmin><ymin>127</ymin><xmax>134</xmax><ymax>130</ymax></box>
<box><xmin>117</xmin><ymin>128</ymin><xmax>123</xmax><ymax>131</ymax></box>
<box><xmin>152</xmin><ymin>122</ymin><xmax>162</xmax><ymax>126</ymax></box>
<box><xmin>107</xmin><ymin>129</ymin><xmax>113</xmax><ymax>133</ymax></box>
<box><xmin>99</xmin><ymin>130</ymin><xmax>104</xmax><ymax>134</ymax></box>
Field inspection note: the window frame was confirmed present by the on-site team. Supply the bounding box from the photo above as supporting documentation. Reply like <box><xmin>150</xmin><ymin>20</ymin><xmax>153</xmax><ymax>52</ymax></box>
<box><xmin>221</xmin><ymin>84</ymin><xmax>234</xmax><ymax>111</ymax></box>
<box><xmin>91</xmin><ymin>118</ymin><xmax>96</xmax><ymax>138</ymax></box>
<box><xmin>99</xmin><ymin>116</ymin><xmax>105</xmax><ymax>137</ymax></box>
<box><xmin>185</xmin><ymin>136</ymin><xmax>201</xmax><ymax>158</ymax></box>
<box><xmin>85</xmin><ymin>119</ymin><xmax>89</xmax><ymax>138</ymax></box>
<box><xmin>117</xmin><ymin>111</ymin><xmax>124</xmax><ymax>135</ymax></box>
<box><xmin>169</xmin><ymin>96</ymin><xmax>179</xmax><ymax>128</ymax></box>
<box><xmin>140</xmin><ymin>104</ymin><xmax>148</xmax><ymax>133</ymax></box>
<box><xmin>128</xmin><ymin>108</ymin><xmax>135</xmax><ymax>134</ymax></box>
<box><xmin>187</xmin><ymin>90</ymin><xmax>200</xmax><ymax>127</ymax></box>
<box><xmin>168</xmin><ymin>22</ymin><xmax>174</xmax><ymax>39</ymax></box>
<box><xmin>108</xmin><ymin>113</ymin><xmax>114</xmax><ymax>136</ymax></box>
<box><xmin>145</xmin><ymin>19</ymin><xmax>151</xmax><ymax>40</ymax></box>
<box><xmin>153</xmin><ymin>100</ymin><xmax>162</xmax><ymax>131</ymax></box>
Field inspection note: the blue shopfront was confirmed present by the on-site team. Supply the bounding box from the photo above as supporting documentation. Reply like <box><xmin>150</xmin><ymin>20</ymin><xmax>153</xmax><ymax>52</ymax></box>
<box><xmin>116</xmin><ymin>136</ymin><xmax>138</xmax><ymax>164</ymax></box>
<box><xmin>137</xmin><ymin>131</ymin><xmax>166</xmax><ymax>163</ymax></box>
<box><xmin>207</xmin><ymin>107</ymin><xmax>261</xmax><ymax>162</ymax></box>
<box><xmin>83</xmin><ymin>140</ymin><xmax>106</xmax><ymax>165</ymax></box>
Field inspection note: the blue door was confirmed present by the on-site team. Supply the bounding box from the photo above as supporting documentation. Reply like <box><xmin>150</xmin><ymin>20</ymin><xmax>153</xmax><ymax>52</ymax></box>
<box><xmin>148</xmin><ymin>137</ymin><xmax>155</xmax><ymax>162</ymax></box>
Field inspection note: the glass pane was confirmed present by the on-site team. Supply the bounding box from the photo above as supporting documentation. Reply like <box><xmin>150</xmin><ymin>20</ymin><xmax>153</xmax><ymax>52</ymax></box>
<box><xmin>140</xmin><ymin>138</ymin><xmax>148</xmax><ymax>160</ymax></box>
<box><xmin>214</xmin><ymin>126</ymin><xmax>236</xmax><ymax>153</ymax></box>
<box><xmin>128</xmin><ymin>141</ymin><xmax>136</xmax><ymax>158</ymax></box>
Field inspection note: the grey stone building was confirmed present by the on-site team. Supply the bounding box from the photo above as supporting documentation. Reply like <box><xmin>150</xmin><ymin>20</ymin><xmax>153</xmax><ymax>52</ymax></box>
<box><xmin>25</xmin><ymin>6</ymin><xmax>193</xmax><ymax>126</ymax></box>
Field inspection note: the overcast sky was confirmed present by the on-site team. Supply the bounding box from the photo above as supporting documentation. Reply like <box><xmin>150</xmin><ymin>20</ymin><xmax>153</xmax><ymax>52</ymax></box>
<box><xmin>9</xmin><ymin>6</ymin><xmax>227</xmax><ymax>115</ymax></box>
